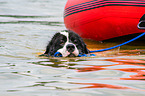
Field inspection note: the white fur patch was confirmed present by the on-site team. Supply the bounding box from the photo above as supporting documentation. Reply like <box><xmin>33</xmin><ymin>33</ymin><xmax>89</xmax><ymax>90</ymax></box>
<box><xmin>60</xmin><ymin>31</ymin><xmax>69</xmax><ymax>39</ymax></box>
<box><xmin>57</xmin><ymin>31</ymin><xmax>79</xmax><ymax>57</ymax></box>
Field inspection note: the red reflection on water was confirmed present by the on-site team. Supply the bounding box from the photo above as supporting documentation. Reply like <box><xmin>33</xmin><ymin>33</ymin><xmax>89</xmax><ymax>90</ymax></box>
<box><xmin>77</xmin><ymin>58</ymin><xmax>145</xmax><ymax>80</ymax></box>
<box><xmin>106</xmin><ymin>58</ymin><xmax>145</xmax><ymax>80</ymax></box>
<box><xmin>72</xmin><ymin>82</ymin><xmax>130</xmax><ymax>89</ymax></box>
<box><xmin>77</xmin><ymin>66</ymin><xmax>105</xmax><ymax>72</ymax></box>
<box><xmin>117</xmin><ymin>68</ymin><xmax>145</xmax><ymax>80</ymax></box>
<box><xmin>106</xmin><ymin>58</ymin><xmax>145</xmax><ymax>67</ymax></box>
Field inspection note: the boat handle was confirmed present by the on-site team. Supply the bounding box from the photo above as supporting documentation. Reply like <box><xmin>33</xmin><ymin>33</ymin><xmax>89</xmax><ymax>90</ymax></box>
<box><xmin>137</xmin><ymin>20</ymin><xmax>145</xmax><ymax>29</ymax></box>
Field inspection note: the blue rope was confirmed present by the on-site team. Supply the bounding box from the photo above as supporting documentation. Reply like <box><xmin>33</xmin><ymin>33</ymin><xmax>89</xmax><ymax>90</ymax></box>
<box><xmin>90</xmin><ymin>32</ymin><xmax>145</xmax><ymax>53</ymax></box>
<box><xmin>54</xmin><ymin>52</ymin><xmax>62</xmax><ymax>57</ymax></box>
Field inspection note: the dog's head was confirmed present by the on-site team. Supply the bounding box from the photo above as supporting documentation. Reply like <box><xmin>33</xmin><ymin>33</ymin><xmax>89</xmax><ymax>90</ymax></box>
<box><xmin>44</xmin><ymin>30</ymin><xmax>89</xmax><ymax>57</ymax></box>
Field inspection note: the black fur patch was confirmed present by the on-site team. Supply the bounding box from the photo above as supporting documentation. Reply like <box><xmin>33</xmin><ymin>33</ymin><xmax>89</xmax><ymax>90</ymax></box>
<box><xmin>43</xmin><ymin>30</ymin><xmax>89</xmax><ymax>57</ymax></box>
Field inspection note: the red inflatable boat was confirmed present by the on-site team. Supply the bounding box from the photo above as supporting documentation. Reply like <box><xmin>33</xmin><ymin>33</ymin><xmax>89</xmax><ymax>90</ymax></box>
<box><xmin>64</xmin><ymin>0</ymin><xmax>145</xmax><ymax>41</ymax></box>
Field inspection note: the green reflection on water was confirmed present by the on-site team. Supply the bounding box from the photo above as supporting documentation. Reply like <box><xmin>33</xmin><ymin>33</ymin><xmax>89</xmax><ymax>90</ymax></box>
<box><xmin>0</xmin><ymin>15</ymin><xmax>54</xmax><ymax>18</ymax></box>
<box><xmin>0</xmin><ymin>21</ymin><xmax>63</xmax><ymax>26</ymax></box>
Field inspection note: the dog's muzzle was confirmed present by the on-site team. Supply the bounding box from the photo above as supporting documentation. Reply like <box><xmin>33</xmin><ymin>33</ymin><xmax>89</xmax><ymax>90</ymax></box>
<box><xmin>56</xmin><ymin>43</ymin><xmax>79</xmax><ymax>57</ymax></box>
<box><xmin>66</xmin><ymin>44</ymin><xmax>75</xmax><ymax>53</ymax></box>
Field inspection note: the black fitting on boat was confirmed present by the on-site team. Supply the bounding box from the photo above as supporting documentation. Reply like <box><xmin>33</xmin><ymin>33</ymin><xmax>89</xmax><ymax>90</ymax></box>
<box><xmin>137</xmin><ymin>14</ymin><xmax>145</xmax><ymax>29</ymax></box>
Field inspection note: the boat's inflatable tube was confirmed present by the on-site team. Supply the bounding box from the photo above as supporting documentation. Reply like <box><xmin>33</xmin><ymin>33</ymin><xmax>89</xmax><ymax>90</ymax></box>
<box><xmin>64</xmin><ymin>0</ymin><xmax>145</xmax><ymax>41</ymax></box>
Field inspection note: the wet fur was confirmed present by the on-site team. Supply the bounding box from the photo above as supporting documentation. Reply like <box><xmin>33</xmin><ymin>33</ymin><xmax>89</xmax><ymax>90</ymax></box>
<box><xmin>43</xmin><ymin>30</ymin><xmax>89</xmax><ymax>57</ymax></box>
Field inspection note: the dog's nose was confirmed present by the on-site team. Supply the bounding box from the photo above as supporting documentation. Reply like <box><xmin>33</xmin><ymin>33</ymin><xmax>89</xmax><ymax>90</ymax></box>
<box><xmin>66</xmin><ymin>44</ymin><xmax>75</xmax><ymax>52</ymax></box>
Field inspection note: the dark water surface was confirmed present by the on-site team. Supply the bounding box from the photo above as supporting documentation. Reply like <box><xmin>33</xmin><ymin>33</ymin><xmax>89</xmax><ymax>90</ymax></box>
<box><xmin>0</xmin><ymin>0</ymin><xmax>145</xmax><ymax>96</ymax></box>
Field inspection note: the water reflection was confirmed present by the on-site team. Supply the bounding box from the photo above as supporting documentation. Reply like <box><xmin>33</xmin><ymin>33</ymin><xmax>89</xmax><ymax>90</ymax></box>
<box><xmin>31</xmin><ymin>56</ymin><xmax>145</xmax><ymax>91</ymax></box>
<box><xmin>0</xmin><ymin>21</ymin><xmax>63</xmax><ymax>26</ymax></box>
<box><xmin>71</xmin><ymin>82</ymin><xmax>130</xmax><ymax>89</ymax></box>
<box><xmin>32</xmin><ymin>57</ymin><xmax>145</xmax><ymax>80</ymax></box>
<box><xmin>23</xmin><ymin>81</ymin><xmax>72</xmax><ymax>90</ymax></box>
<box><xmin>106</xmin><ymin>58</ymin><xmax>145</xmax><ymax>80</ymax></box>
<box><xmin>0</xmin><ymin>15</ymin><xmax>54</xmax><ymax>18</ymax></box>
<box><xmin>0</xmin><ymin>15</ymin><xmax>63</xmax><ymax>26</ymax></box>
<box><xmin>31</xmin><ymin>58</ymin><xmax>85</xmax><ymax>69</ymax></box>
<box><xmin>76</xmin><ymin>58</ymin><xmax>145</xmax><ymax>80</ymax></box>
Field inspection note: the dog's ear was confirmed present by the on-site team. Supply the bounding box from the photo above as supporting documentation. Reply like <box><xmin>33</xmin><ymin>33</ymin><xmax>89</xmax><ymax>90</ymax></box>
<box><xmin>83</xmin><ymin>44</ymin><xmax>90</xmax><ymax>54</ymax></box>
<box><xmin>69</xmin><ymin>30</ymin><xmax>90</xmax><ymax>54</ymax></box>
<box><xmin>79</xmin><ymin>38</ymin><xmax>90</xmax><ymax>54</ymax></box>
<box><xmin>44</xmin><ymin>32</ymin><xmax>61</xmax><ymax>56</ymax></box>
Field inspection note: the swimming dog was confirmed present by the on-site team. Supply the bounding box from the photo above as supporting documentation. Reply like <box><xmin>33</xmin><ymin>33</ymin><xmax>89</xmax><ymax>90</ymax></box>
<box><xmin>43</xmin><ymin>30</ymin><xmax>90</xmax><ymax>57</ymax></box>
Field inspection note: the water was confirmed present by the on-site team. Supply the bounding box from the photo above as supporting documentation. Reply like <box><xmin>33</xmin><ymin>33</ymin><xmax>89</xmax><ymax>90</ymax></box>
<box><xmin>0</xmin><ymin>0</ymin><xmax>145</xmax><ymax>96</ymax></box>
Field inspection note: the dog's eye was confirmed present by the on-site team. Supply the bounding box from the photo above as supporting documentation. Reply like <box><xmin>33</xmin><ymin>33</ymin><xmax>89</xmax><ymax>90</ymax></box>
<box><xmin>74</xmin><ymin>40</ymin><xmax>77</xmax><ymax>44</ymax></box>
<box><xmin>60</xmin><ymin>40</ymin><xmax>65</xmax><ymax>45</ymax></box>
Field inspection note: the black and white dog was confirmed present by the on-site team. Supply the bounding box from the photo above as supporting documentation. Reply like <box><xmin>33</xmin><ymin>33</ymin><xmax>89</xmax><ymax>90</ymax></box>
<box><xmin>43</xmin><ymin>30</ymin><xmax>90</xmax><ymax>57</ymax></box>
